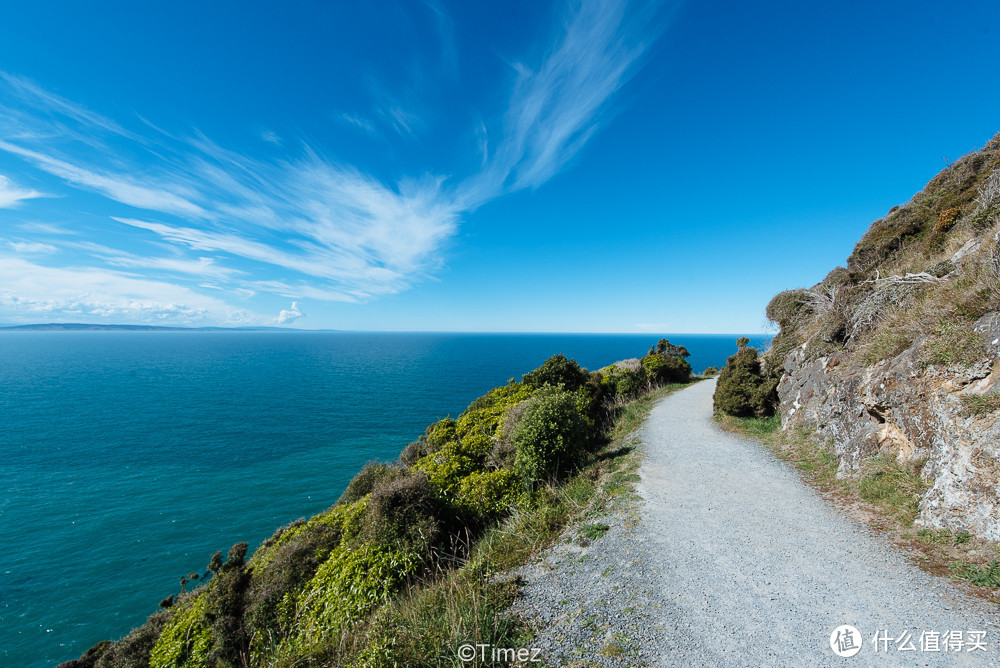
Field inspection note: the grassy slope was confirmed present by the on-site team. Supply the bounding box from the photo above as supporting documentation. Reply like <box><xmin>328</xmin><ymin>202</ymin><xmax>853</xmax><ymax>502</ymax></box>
<box><xmin>764</xmin><ymin>133</ymin><xmax>1000</xmax><ymax>372</ymax></box>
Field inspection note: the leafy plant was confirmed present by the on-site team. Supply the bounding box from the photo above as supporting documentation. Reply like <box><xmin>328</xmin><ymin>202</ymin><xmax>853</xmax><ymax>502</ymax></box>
<box><xmin>599</xmin><ymin>362</ymin><xmax>647</xmax><ymax>399</ymax></box>
<box><xmin>713</xmin><ymin>338</ymin><xmax>778</xmax><ymax>417</ymax></box>
<box><xmin>512</xmin><ymin>389</ymin><xmax>592</xmax><ymax>483</ymax></box>
<box><xmin>580</xmin><ymin>522</ymin><xmax>610</xmax><ymax>541</ymax></box>
<box><xmin>522</xmin><ymin>354</ymin><xmax>589</xmax><ymax>392</ymax></box>
<box><xmin>949</xmin><ymin>559</ymin><xmax>1000</xmax><ymax>588</ymax></box>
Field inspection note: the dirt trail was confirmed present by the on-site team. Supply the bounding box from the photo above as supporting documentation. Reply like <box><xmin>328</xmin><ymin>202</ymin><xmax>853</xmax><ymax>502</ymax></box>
<box><xmin>635</xmin><ymin>378</ymin><xmax>1000</xmax><ymax>666</ymax></box>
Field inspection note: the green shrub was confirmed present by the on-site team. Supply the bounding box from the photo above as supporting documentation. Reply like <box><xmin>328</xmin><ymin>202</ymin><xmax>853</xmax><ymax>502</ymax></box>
<box><xmin>415</xmin><ymin>383</ymin><xmax>536</xmax><ymax>498</ymax></box>
<box><xmin>701</xmin><ymin>366</ymin><xmax>719</xmax><ymax>377</ymax></box>
<box><xmin>245</xmin><ymin>523</ymin><xmax>344</xmax><ymax>661</ymax></box>
<box><xmin>252</xmin><ymin>500</ymin><xmax>368</xmax><ymax>570</ymax></box>
<box><xmin>94</xmin><ymin>611</ymin><xmax>171</xmax><ymax>668</ymax></box>
<box><xmin>278</xmin><ymin>542</ymin><xmax>423</xmax><ymax>655</ymax></box>
<box><xmin>512</xmin><ymin>389</ymin><xmax>592</xmax><ymax>483</ymax></box>
<box><xmin>713</xmin><ymin>339</ymin><xmax>778</xmax><ymax>418</ymax></box>
<box><xmin>650</xmin><ymin>338</ymin><xmax>691</xmax><ymax>358</ymax></box>
<box><xmin>641</xmin><ymin>342</ymin><xmax>691</xmax><ymax>384</ymax></box>
<box><xmin>415</xmin><ymin>442</ymin><xmax>482</xmax><ymax>498</ymax></box>
<box><xmin>765</xmin><ymin>289</ymin><xmax>813</xmax><ymax>328</ymax></box>
<box><xmin>338</xmin><ymin>461</ymin><xmax>405</xmax><ymax>506</ymax></box>
<box><xmin>522</xmin><ymin>354</ymin><xmax>589</xmax><ymax>391</ymax></box>
<box><xmin>399</xmin><ymin>419</ymin><xmax>458</xmax><ymax>466</ymax></box>
<box><xmin>365</xmin><ymin>471</ymin><xmax>450</xmax><ymax>552</ymax></box>
<box><xmin>149</xmin><ymin>543</ymin><xmax>254</xmax><ymax>668</ymax></box>
<box><xmin>149</xmin><ymin>594</ymin><xmax>213</xmax><ymax>668</ymax></box>
<box><xmin>490</xmin><ymin>401</ymin><xmax>531</xmax><ymax>469</ymax></box>
<box><xmin>454</xmin><ymin>469</ymin><xmax>519</xmax><ymax>521</ymax></box>
<box><xmin>203</xmin><ymin>546</ymin><xmax>251</xmax><ymax>666</ymax></box>
<box><xmin>599</xmin><ymin>362</ymin><xmax>647</xmax><ymax>399</ymax></box>
<box><xmin>456</xmin><ymin>384</ymin><xmax>534</xmax><ymax>453</ymax></box>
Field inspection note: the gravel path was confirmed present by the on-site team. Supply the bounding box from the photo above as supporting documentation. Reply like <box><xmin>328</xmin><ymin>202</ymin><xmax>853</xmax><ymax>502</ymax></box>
<box><xmin>515</xmin><ymin>379</ymin><xmax>1000</xmax><ymax>666</ymax></box>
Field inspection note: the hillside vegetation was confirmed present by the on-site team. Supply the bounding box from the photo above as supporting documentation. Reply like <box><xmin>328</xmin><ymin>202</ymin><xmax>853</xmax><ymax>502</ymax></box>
<box><xmin>764</xmin><ymin>133</ymin><xmax>1000</xmax><ymax>372</ymax></box>
<box><xmin>714</xmin><ymin>132</ymin><xmax>1000</xmax><ymax>548</ymax></box>
<box><xmin>61</xmin><ymin>342</ymin><xmax>692</xmax><ymax>668</ymax></box>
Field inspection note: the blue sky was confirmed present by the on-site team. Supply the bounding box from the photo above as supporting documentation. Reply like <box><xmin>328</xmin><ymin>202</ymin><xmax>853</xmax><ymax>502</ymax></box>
<box><xmin>0</xmin><ymin>0</ymin><xmax>998</xmax><ymax>333</ymax></box>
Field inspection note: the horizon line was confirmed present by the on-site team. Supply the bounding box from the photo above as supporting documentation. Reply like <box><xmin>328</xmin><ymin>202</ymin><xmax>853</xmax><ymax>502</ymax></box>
<box><xmin>0</xmin><ymin>322</ymin><xmax>773</xmax><ymax>336</ymax></box>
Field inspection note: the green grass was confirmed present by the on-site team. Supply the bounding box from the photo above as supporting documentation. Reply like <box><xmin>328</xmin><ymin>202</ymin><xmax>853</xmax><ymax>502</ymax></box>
<box><xmin>857</xmin><ymin>330</ymin><xmax>912</xmax><ymax>366</ymax></box>
<box><xmin>580</xmin><ymin>523</ymin><xmax>610</xmax><ymax>541</ymax></box>
<box><xmin>722</xmin><ymin>414</ymin><xmax>781</xmax><ymax>438</ymax></box>
<box><xmin>960</xmin><ymin>394</ymin><xmax>1000</xmax><ymax>417</ymax></box>
<box><xmin>949</xmin><ymin>559</ymin><xmax>1000</xmax><ymax>588</ymax></box>
<box><xmin>921</xmin><ymin>321</ymin><xmax>986</xmax><ymax>367</ymax></box>
<box><xmin>857</xmin><ymin>454</ymin><xmax>929</xmax><ymax>526</ymax></box>
<box><xmin>916</xmin><ymin>528</ymin><xmax>972</xmax><ymax>545</ymax></box>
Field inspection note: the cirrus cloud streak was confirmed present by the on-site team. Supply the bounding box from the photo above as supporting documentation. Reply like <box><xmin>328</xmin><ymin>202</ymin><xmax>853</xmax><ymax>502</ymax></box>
<box><xmin>0</xmin><ymin>0</ymin><xmax>662</xmax><ymax>325</ymax></box>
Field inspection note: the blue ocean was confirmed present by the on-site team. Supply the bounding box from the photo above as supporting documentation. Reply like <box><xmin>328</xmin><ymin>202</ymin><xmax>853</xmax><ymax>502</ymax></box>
<box><xmin>0</xmin><ymin>331</ymin><xmax>770</xmax><ymax>667</ymax></box>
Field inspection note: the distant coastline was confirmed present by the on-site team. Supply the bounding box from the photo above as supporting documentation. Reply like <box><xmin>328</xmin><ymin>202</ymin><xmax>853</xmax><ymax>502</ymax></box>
<box><xmin>0</xmin><ymin>323</ymin><xmax>312</xmax><ymax>332</ymax></box>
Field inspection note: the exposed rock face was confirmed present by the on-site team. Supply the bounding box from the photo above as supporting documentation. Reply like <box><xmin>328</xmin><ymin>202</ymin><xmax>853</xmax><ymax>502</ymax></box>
<box><xmin>760</xmin><ymin>134</ymin><xmax>1000</xmax><ymax>540</ymax></box>
<box><xmin>777</xmin><ymin>314</ymin><xmax>1000</xmax><ymax>540</ymax></box>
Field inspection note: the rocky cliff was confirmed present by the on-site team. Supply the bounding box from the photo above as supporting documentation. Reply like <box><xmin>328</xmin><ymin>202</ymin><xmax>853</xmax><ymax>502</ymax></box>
<box><xmin>766</xmin><ymin>133</ymin><xmax>1000</xmax><ymax>540</ymax></box>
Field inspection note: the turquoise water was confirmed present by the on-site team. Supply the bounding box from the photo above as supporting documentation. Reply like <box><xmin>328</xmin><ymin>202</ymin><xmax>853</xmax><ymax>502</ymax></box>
<box><xmin>0</xmin><ymin>331</ymin><xmax>769</xmax><ymax>667</ymax></box>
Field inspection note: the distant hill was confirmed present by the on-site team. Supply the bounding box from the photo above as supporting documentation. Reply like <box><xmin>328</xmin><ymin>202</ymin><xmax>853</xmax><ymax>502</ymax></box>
<box><xmin>0</xmin><ymin>323</ymin><xmax>303</xmax><ymax>332</ymax></box>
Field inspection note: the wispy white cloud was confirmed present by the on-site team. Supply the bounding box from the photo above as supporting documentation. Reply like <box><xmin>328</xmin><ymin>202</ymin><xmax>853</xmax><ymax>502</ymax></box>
<box><xmin>0</xmin><ymin>173</ymin><xmax>43</xmax><ymax>208</ymax></box>
<box><xmin>68</xmin><ymin>240</ymin><xmax>242</xmax><ymax>280</ymax></box>
<box><xmin>367</xmin><ymin>79</ymin><xmax>424</xmax><ymax>139</ymax></box>
<box><xmin>421</xmin><ymin>0</ymin><xmax>459</xmax><ymax>79</ymax></box>
<box><xmin>277</xmin><ymin>301</ymin><xmax>305</xmax><ymax>324</ymax></box>
<box><xmin>337</xmin><ymin>112</ymin><xmax>379</xmax><ymax>135</ymax></box>
<box><xmin>0</xmin><ymin>256</ymin><xmax>256</xmax><ymax>324</ymax></box>
<box><xmin>8</xmin><ymin>240</ymin><xmax>57</xmax><ymax>254</ymax></box>
<box><xmin>0</xmin><ymin>140</ymin><xmax>207</xmax><ymax>217</ymax></box>
<box><xmin>18</xmin><ymin>221</ymin><xmax>76</xmax><ymax>235</ymax></box>
<box><xmin>459</xmin><ymin>0</ymin><xmax>651</xmax><ymax>206</ymax></box>
<box><xmin>243</xmin><ymin>280</ymin><xmax>356</xmax><ymax>303</ymax></box>
<box><xmin>0</xmin><ymin>72</ymin><xmax>138</xmax><ymax>140</ymax></box>
<box><xmin>259</xmin><ymin>129</ymin><xmax>282</xmax><ymax>145</ymax></box>
<box><xmin>0</xmin><ymin>0</ymin><xmax>660</xmax><ymax>321</ymax></box>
